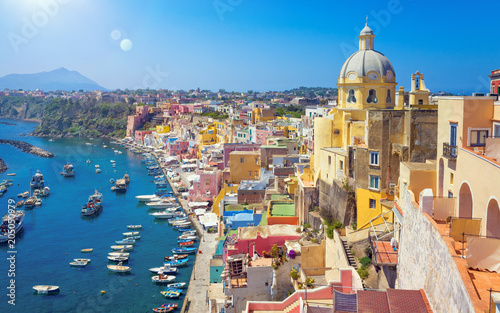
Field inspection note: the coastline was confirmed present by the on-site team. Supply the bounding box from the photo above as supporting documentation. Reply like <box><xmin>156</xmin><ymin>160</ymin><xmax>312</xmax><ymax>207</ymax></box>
<box><xmin>0</xmin><ymin>157</ymin><xmax>6</xmax><ymax>173</ymax></box>
<box><xmin>0</xmin><ymin>139</ymin><xmax>55</xmax><ymax>158</ymax></box>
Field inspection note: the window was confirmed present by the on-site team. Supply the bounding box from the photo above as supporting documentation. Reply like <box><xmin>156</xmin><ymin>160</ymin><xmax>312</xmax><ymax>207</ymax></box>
<box><xmin>386</xmin><ymin>89</ymin><xmax>392</xmax><ymax>104</ymax></box>
<box><xmin>255</xmin><ymin>158</ymin><xmax>259</xmax><ymax>164</ymax></box>
<box><xmin>494</xmin><ymin>123</ymin><xmax>500</xmax><ymax>138</ymax></box>
<box><xmin>448</xmin><ymin>191</ymin><xmax>453</xmax><ymax>199</ymax></box>
<box><xmin>206</xmin><ymin>179</ymin><xmax>210</xmax><ymax>186</ymax></box>
<box><xmin>418</xmin><ymin>99</ymin><xmax>423</xmax><ymax>105</ymax></box>
<box><xmin>347</xmin><ymin>89</ymin><xmax>356</xmax><ymax>103</ymax></box>
<box><xmin>450</xmin><ymin>123</ymin><xmax>458</xmax><ymax>146</ymax></box>
<box><xmin>340</xmin><ymin>160</ymin><xmax>344</xmax><ymax>171</ymax></box>
<box><xmin>450</xmin><ymin>173</ymin><xmax>454</xmax><ymax>185</ymax></box>
<box><xmin>240</xmin><ymin>157</ymin><xmax>244</xmax><ymax>163</ymax></box>
<box><xmin>328</xmin><ymin>156</ymin><xmax>331</xmax><ymax>165</ymax></box>
<box><xmin>367</xmin><ymin>89</ymin><xmax>378</xmax><ymax>104</ymax></box>
<box><xmin>255</xmin><ymin>171</ymin><xmax>258</xmax><ymax>177</ymax></box>
<box><xmin>369</xmin><ymin>175</ymin><xmax>380</xmax><ymax>190</ymax></box>
<box><xmin>369</xmin><ymin>151</ymin><xmax>379</xmax><ymax>166</ymax></box>
<box><xmin>369</xmin><ymin>199</ymin><xmax>376</xmax><ymax>209</ymax></box>
<box><xmin>249</xmin><ymin>171</ymin><xmax>252</xmax><ymax>177</ymax></box>
<box><xmin>470</xmin><ymin>129</ymin><xmax>488</xmax><ymax>146</ymax></box>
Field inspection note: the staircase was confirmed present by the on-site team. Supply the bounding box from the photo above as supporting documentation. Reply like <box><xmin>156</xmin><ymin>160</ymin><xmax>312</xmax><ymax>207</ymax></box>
<box><xmin>340</xmin><ymin>236</ymin><xmax>358</xmax><ymax>270</ymax></box>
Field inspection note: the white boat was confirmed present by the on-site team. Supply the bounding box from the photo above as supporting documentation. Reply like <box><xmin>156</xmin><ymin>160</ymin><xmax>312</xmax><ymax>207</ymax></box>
<box><xmin>7</xmin><ymin>173</ymin><xmax>16</xmax><ymax>176</ymax></box>
<box><xmin>115</xmin><ymin>239</ymin><xmax>135</xmax><ymax>245</ymax></box>
<box><xmin>107</xmin><ymin>256</ymin><xmax>129</xmax><ymax>262</ymax></box>
<box><xmin>96</xmin><ymin>168</ymin><xmax>101</xmax><ymax>174</ymax></box>
<box><xmin>81</xmin><ymin>248</ymin><xmax>93</xmax><ymax>253</ymax></box>
<box><xmin>110</xmin><ymin>245</ymin><xmax>133</xmax><ymax>251</ymax></box>
<box><xmin>167</xmin><ymin>282</ymin><xmax>187</xmax><ymax>289</ymax></box>
<box><xmin>110</xmin><ymin>160</ymin><xmax>115</xmax><ymax>163</ymax></box>
<box><xmin>0</xmin><ymin>210</ymin><xmax>25</xmax><ymax>243</ymax></box>
<box><xmin>74</xmin><ymin>258</ymin><xmax>91</xmax><ymax>263</ymax></box>
<box><xmin>151</xmin><ymin>274</ymin><xmax>176</xmax><ymax>284</ymax></box>
<box><xmin>150</xmin><ymin>211</ymin><xmax>174</xmax><ymax>219</ymax></box>
<box><xmin>103</xmin><ymin>145</ymin><xmax>108</xmax><ymax>148</ymax></box>
<box><xmin>123</xmin><ymin>231</ymin><xmax>139</xmax><ymax>236</ymax></box>
<box><xmin>107</xmin><ymin>262</ymin><xmax>131</xmax><ymax>273</ymax></box>
<box><xmin>35</xmin><ymin>198</ymin><xmax>42</xmax><ymax>206</ymax></box>
<box><xmin>149</xmin><ymin>266</ymin><xmax>178</xmax><ymax>274</ymax></box>
<box><xmin>33</xmin><ymin>285</ymin><xmax>59</xmax><ymax>294</ymax></box>
<box><xmin>178</xmin><ymin>235</ymin><xmax>197</xmax><ymax>241</ymax></box>
<box><xmin>135</xmin><ymin>194</ymin><xmax>157</xmax><ymax>202</ymax></box>
<box><xmin>108</xmin><ymin>252</ymin><xmax>130</xmax><ymax>257</ymax></box>
<box><xmin>17</xmin><ymin>191</ymin><xmax>29</xmax><ymax>198</ymax></box>
<box><xmin>127</xmin><ymin>225</ymin><xmax>142</xmax><ymax>229</ymax></box>
<box><xmin>125</xmin><ymin>235</ymin><xmax>141</xmax><ymax>240</ymax></box>
<box><xmin>146</xmin><ymin>201</ymin><xmax>179</xmax><ymax>209</ymax></box>
<box><xmin>168</xmin><ymin>217</ymin><xmax>188</xmax><ymax>224</ymax></box>
<box><xmin>70</xmin><ymin>261</ymin><xmax>88</xmax><ymax>267</ymax></box>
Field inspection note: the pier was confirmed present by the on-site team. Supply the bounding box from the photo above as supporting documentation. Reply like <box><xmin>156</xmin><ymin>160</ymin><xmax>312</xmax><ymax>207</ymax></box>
<box><xmin>0</xmin><ymin>139</ymin><xmax>55</xmax><ymax>158</ymax></box>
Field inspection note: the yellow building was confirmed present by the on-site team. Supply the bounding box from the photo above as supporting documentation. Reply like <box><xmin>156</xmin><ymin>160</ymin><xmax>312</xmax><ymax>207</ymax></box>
<box><xmin>199</xmin><ymin>125</ymin><xmax>218</xmax><ymax>146</ymax></box>
<box><xmin>228</xmin><ymin>151</ymin><xmax>261</xmax><ymax>183</ymax></box>
<box><xmin>250</xmin><ymin>106</ymin><xmax>276</xmax><ymax>124</ymax></box>
<box><xmin>156</xmin><ymin>125</ymin><xmax>170</xmax><ymax>133</ymax></box>
<box><xmin>311</xmin><ymin>23</ymin><xmax>437</xmax><ymax>230</ymax></box>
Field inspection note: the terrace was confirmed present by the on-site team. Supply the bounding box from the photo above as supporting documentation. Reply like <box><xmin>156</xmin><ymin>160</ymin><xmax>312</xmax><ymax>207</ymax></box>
<box><xmin>267</xmin><ymin>200</ymin><xmax>298</xmax><ymax>226</ymax></box>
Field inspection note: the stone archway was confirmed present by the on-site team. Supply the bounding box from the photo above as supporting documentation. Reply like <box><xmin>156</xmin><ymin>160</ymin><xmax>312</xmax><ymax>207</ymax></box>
<box><xmin>458</xmin><ymin>182</ymin><xmax>473</xmax><ymax>218</ymax></box>
<box><xmin>486</xmin><ymin>198</ymin><xmax>500</xmax><ymax>237</ymax></box>
<box><xmin>438</xmin><ymin>158</ymin><xmax>444</xmax><ymax>197</ymax></box>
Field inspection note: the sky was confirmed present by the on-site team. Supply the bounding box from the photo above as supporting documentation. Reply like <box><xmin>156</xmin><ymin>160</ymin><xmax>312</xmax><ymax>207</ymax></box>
<box><xmin>0</xmin><ymin>0</ymin><xmax>498</xmax><ymax>94</ymax></box>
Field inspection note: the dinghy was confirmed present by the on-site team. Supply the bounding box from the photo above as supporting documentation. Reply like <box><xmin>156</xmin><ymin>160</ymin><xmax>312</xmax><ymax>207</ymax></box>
<box><xmin>107</xmin><ymin>262</ymin><xmax>131</xmax><ymax>273</ymax></box>
<box><xmin>164</xmin><ymin>254</ymin><xmax>188</xmax><ymax>261</ymax></box>
<box><xmin>171</xmin><ymin>247</ymin><xmax>196</xmax><ymax>254</ymax></box>
<box><xmin>33</xmin><ymin>285</ymin><xmax>59</xmax><ymax>295</ymax></box>
<box><xmin>127</xmin><ymin>225</ymin><xmax>142</xmax><ymax>229</ymax></box>
<box><xmin>152</xmin><ymin>308</ymin><xmax>174</xmax><ymax>313</ymax></box>
<box><xmin>161</xmin><ymin>303</ymin><xmax>179</xmax><ymax>309</ymax></box>
<box><xmin>115</xmin><ymin>239</ymin><xmax>136</xmax><ymax>245</ymax></box>
<box><xmin>81</xmin><ymin>248</ymin><xmax>93</xmax><ymax>253</ymax></box>
<box><xmin>125</xmin><ymin>235</ymin><xmax>141</xmax><ymax>240</ymax></box>
<box><xmin>149</xmin><ymin>267</ymin><xmax>178</xmax><ymax>275</ymax></box>
<box><xmin>108</xmin><ymin>252</ymin><xmax>130</xmax><ymax>257</ymax></box>
<box><xmin>164</xmin><ymin>259</ymin><xmax>189</xmax><ymax>267</ymax></box>
<box><xmin>166</xmin><ymin>282</ymin><xmax>186</xmax><ymax>289</ymax></box>
<box><xmin>107</xmin><ymin>256</ymin><xmax>129</xmax><ymax>262</ymax></box>
<box><xmin>123</xmin><ymin>231</ymin><xmax>139</xmax><ymax>236</ymax></box>
<box><xmin>70</xmin><ymin>261</ymin><xmax>88</xmax><ymax>267</ymax></box>
<box><xmin>151</xmin><ymin>274</ymin><xmax>176</xmax><ymax>284</ymax></box>
<box><xmin>74</xmin><ymin>258</ymin><xmax>91</xmax><ymax>263</ymax></box>
<box><xmin>111</xmin><ymin>245</ymin><xmax>133</xmax><ymax>251</ymax></box>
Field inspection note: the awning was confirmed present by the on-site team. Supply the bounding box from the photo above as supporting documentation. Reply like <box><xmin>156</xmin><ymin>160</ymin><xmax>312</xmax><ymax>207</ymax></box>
<box><xmin>199</xmin><ymin>213</ymin><xmax>218</xmax><ymax>227</ymax></box>
<box><xmin>194</xmin><ymin>208</ymin><xmax>206</xmax><ymax>216</ymax></box>
<box><xmin>189</xmin><ymin>201</ymin><xmax>209</xmax><ymax>207</ymax></box>
<box><xmin>187</xmin><ymin>175</ymin><xmax>200</xmax><ymax>182</ymax></box>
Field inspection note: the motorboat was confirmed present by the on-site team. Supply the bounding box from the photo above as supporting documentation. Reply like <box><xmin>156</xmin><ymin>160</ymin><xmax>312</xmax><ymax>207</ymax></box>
<box><xmin>17</xmin><ymin>191</ymin><xmax>29</xmax><ymax>198</ymax></box>
<box><xmin>135</xmin><ymin>194</ymin><xmax>157</xmax><ymax>202</ymax></box>
<box><xmin>164</xmin><ymin>258</ymin><xmax>189</xmax><ymax>267</ymax></box>
<box><xmin>0</xmin><ymin>210</ymin><xmax>25</xmax><ymax>243</ymax></box>
<box><xmin>178</xmin><ymin>234</ymin><xmax>197</xmax><ymax>241</ymax></box>
<box><xmin>125</xmin><ymin>235</ymin><xmax>141</xmax><ymax>240</ymax></box>
<box><xmin>110</xmin><ymin>178</ymin><xmax>115</xmax><ymax>184</ymax></box>
<box><xmin>113</xmin><ymin>179</ymin><xmax>127</xmax><ymax>193</ymax></box>
<box><xmin>153</xmin><ymin>307</ymin><xmax>174</xmax><ymax>313</ymax></box>
<box><xmin>123</xmin><ymin>231</ymin><xmax>139</xmax><ymax>236</ymax></box>
<box><xmin>86</xmin><ymin>159</ymin><xmax>91</xmax><ymax>164</ymax></box>
<box><xmin>178</xmin><ymin>240</ymin><xmax>194</xmax><ymax>247</ymax></box>
<box><xmin>33</xmin><ymin>285</ymin><xmax>60</xmax><ymax>295</ymax></box>
<box><xmin>38</xmin><ymin>187</ymin><xmax>50</xmax><ymax>197</ymax></box>
<box><xmin>61</xmin><ymin>163</ymin><xmax>75</xmax><ymax>177</ymax></box>
<box><xmin>81</xmin><ymin>190</ymin><xmax>103</xmax><ymax>216</ymax></box>
<box><xmin>96</xmin><ymin>168</ymin><xmax>101</xmax><ymax>174</ymax></box>
<box><xmin>81</xmin><ymin>248</ymin><xmax>93</xmax><ymax>253</ymax></box>
<box><xmin>149</xmin><ymin>266</ymin><xmax>178</xmax><ymax>275</ymax></box>
<box><xmin>167</xmin><ymin>282</ymin><xmax>186</xmax><ymax>289</ymax></box>
<box><xmin>171</xmin><ymin>247</ymin><xmax>196</xmax><ymax>255</ymax></box>
<box><xmin>168</xmin><ymin>217</ymin><xmax>188</xmax><ymax>224</ymax></box>
<box><xmin>115</xmin><ymin>239</ymin><xmax>135</xmax><ymax>245</ymax></box>
<box><xmin>107</xmin><ymin>262</ymin><xmax>131</xmax><ymax>273</ymax></box>
<box><xmin>127</xmin><ymin>225</ymin><xmax>142</xmax><ymax>229</ymax></box>
<box><xmin>107</xmin><ymin>256</ymin><xmax>129</xmax><ymax>262</ymax></box>
<box><xmin>108</xmin><ymin>252</ymin><xmax>129</xmax><ymax>257</ymax></box>
<box><xmin>70</xmin><ymin>261</ymin><xmax>88</xmax><ymax>267</ymax></box>
<box><xmin>164</xmin><ymin>254</ymin><xmax>188</xmax><ymax>261</ymax></box>
<box><xmin>160</xmin><ymin>288</ymin><xmax>182</xmax><ymax>298</ymax></box>
<box><xmin>110</xmin><ymin>245</ymin><xmax>133</xmax><ymax>251</ymax></box>
<box><xmin>74</xmin><ymin>258</ymin><xmax>91</xmax><ymax>263</ymax></box>
<box><xmin>151</xmin><ymin>274</ymin><xmax>176</xmax><ymax>284</ymax></box>
<box><xmin>150</xmin><ymin>211</ymin><xmax>174</xmax><ymax>219</ymax></box>
<box><xmin>35</xmin><ymin>198</ymin><xmax>42</xmax><ymax>206</ymax></box>
<box><xmin>6</xmin><ymin>173</ymin><xmax>15</xmax><ymax>176</ymax></box>
<box><xmin>30</xmin><ymin>171</ymin><xmax>44</xmax><ymax>190</ymax></box>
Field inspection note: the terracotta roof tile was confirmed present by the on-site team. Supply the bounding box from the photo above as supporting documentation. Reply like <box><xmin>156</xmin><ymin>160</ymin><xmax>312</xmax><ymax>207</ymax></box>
<box><xmin>357</xmin><ymin>290</ymin><xmax>389</xmax><ymax>313</ymax></box>
<box><xmin>386</xmin><ymin>289</ymin><xmax>429</xmax><ymax>313</ymax></box>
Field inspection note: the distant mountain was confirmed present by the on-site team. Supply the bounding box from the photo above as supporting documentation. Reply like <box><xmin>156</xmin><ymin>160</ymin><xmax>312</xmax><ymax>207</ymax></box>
<box><xmin>0</xmin><ymin>67</ymin><xmax>107</xmax><ymax>91</ymax></box>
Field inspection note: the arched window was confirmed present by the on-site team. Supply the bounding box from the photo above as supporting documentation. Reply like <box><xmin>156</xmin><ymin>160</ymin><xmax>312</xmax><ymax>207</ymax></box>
<box><xmin>347</xmin><ymin>89</ymin><xmax>356</xmax><ymax>103</ymax></box>
<box><xmin>386</xmin><ymin>89</ymin><xmax>392</xmax><ymax>104</ymax></box>
<box><xmin>367</xmin><ymin>89</ymin><xmax>378</xmax><ymax>104</ymax></box>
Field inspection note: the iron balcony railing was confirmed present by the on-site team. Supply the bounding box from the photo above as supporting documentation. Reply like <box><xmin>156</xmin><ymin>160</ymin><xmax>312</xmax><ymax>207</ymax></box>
<box><xmin>443</xmin><ymin>142</ymin><xmax>457</xmax><ymax>159</ymax></box>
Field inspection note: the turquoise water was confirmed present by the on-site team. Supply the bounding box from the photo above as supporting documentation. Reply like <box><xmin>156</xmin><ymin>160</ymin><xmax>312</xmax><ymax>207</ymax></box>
<box><xmin>0</xmin><ymin>119</ymin><xmax>196</xmax><ymax>312</ymax></box>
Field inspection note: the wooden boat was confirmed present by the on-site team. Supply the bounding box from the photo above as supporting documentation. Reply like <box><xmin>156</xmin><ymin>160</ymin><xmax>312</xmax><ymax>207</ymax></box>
<box><xmin>149</xmin><ymin>267</ymin><xmax>178</xmax><ymax>274</ymax></box>
<box><xmin>151</xmin><ymin>274</ymin><xmax>176</xmax><ymax>284</ymax></box>
<box><xmin>178</xmin><ymin>234</ymin><xmax>197</xmax><ymax>241</ymax></box>
<box><xmin>167</xmin><ymin>282</ymin><xmax>186</xmax><ymax>289</ymax></box>
<box><xmin>61</xmin><ymin>163</ymin><xmax>75</xmax><ymax>177</ymax></box>
<box><xmin>17</xmin><ymin>191</ymin><xmax>29</xmax><ymax>198</ymax></box>
<box><xmin>24</xmin><ymin>196</ymin><xmax>37</xmax><ymax>209</ymax></box>
<box><xmin>114</xmin><ymin>179</ymin><xmax>127</xmax><ymax>193</ymax></box>
<box><xmin>70</xmin><ymin>261</ymin><xmax>88</xmax><ymax>267</ymax></box>
<box><xmin>16</xmin><ymin>200</ymin><xmax>24</xmax><ymax>208</ymax></box>
<box><xmin>33</xmin><ymin>285</ymin><xmax>59</xmax><ymax>294</ymax></box>
<box><xmin>153</xmin><ymin>308</ymin><xmax>174</xmax><ymax>313</ymax></box>
<box><xmin>164</xmin><ymin>254</ymin><xmax>188</xmax><ymax>261</ymax></box>
<box><xmin>107</xmin><ymin>256</ymin><xmax>129</xmax><ymax>262</ymax></box>
<box><xmin>81</xmin><ymin>248</ymin><xmax>93</xmax><ymax>253</ymax></box>
<box><xmin>107</xmin><ymin>262</ymin><xmax>131</xmax><ymax>273</ymax></box>
<box><xmin>108</xmin><ymin>252</ymin><xmax>129</xmax><ymax>257</ymax></box>
<box><xmin>161</xmin><ymin>303</ymin><xmax>179</xmax><ymax>309</ymax></box>
<box><xmin>123</xmin><ymin>231</ymin><xmax>139</xmax><ymax>236</ymax></box>
<box><xmin>74</xmin><ymin>258</ymin><xmax>91</xmax><ymax>263</ymax></box>
<box><xmin>178</xmin><ymin>240</ymin><xmax>194</xmax><ymax>247</ymax></box>
<box><xmin>164</xmin><ymin>259</ymin><xmax>189</xmax><ymax>268</ymax></box>
<box><xmin>115</xmin><ymin>239</ymin><xmax>135</xmax><ymax>245</ymax></box>
<box><xmin>181</xmin><ymin>230</ymin><xmax>197</xmax><ymax>236</ymax></box>
<box><xmin>110</xmin><ymin>245</ymin><xmax>133</xmax><ymax>251</ymax></box>
<box><xmin>125</xmin><ymin>235</ymin><xmax>141</xmax><ymax>240</ymax></box>
<box><xmin>160</xmin><ymin>288</ymin><xmax>182</xmax><ymax>298</ymax></box>
<box><xmin>127</xmin><ymin>225</ymin><xmax>142</xmax><ymax>229</ymax></box>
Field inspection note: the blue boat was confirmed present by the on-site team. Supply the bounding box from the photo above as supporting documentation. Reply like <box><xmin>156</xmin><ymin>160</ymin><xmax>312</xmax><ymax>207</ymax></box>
<box><xmin>161</xmin><ymin>288</ymin><xmax>182</xmax><ymax>298</ymax></box>
<box><xmin>171</xmin><ymin>247</ymin><xmax>196</xmax><ymax>255</ymax></box>
<box><xmin>164</xmin><ymin>258</ymin><xmax>189</xmax><ymax>267</ymax></box>
<box><xmin>177</xmin><ymin>228</ymin><xmax>193</xmax><ymax>232</ymax></box>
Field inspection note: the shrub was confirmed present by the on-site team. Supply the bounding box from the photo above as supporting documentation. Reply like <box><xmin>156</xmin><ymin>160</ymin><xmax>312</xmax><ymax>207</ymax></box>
<box><xmin>364</xmin><ymin>246</ymin><xmax>372</xmax><ymax>258</ymax></box>
<box><xmin>287</xmin><ymin>249</ymin><xmax>296</xmax><ymax>259</ymax></box>
<box><xmin>311</xmin><ymin>238</ymin><xmax>317</xmax><ymax>243</ymax></box>
<box><xmin>305</xmin><ymin>278</ymin><xmax>315</xmax><ymax>289</ymax></box>
<box><xmin>296</xmin><ymin>227</ymin><xmax>302</xmax><ymax>233</ymax></box>
<box><xmin>360</xmin><ymin>256</ymin><xmax>372</xmax><ymax>268</ymax></box>
<box><xmin>333</xmin><ymin>220</ymin><xmax>343</xmax><ymax>229</ymax></box>
<box><xmin>287</xmin><ymin>289</ymin><xmax>293</xmax><ymax>297</ymax></box>
<box><xmin>303</xmin><ymin>222</ymin><xmax>311</xmax><ymax>229</ymax></box>
<box><xmin>290</xmin><ymin>268</ymin><xmax>300</xmax><ymax>280</ymax></box>
<box><xmin>351</xmin><ymin>221</ymin><xmax>357</xmax><ymax>230</ymax></box>
<box><xmin>357</xmin><ymin>268</ymin><xmax>369</xmax><ymax>280</ymax></box>
<box><xmin>326</xmin><ymin>225</ymin><xmax>334</xmax><ymax>239</ymax></box>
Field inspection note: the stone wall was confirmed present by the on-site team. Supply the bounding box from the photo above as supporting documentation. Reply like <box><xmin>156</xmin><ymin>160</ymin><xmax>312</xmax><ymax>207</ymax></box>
<box><xmin>318</xmin><ymin>178</ymin><xmax>354</xmax><ymax>226</ymax></box>
<box><xmin>396</xmin><ymin>187</ymin><xmax>474</xmax><ymax>313</ymax></box>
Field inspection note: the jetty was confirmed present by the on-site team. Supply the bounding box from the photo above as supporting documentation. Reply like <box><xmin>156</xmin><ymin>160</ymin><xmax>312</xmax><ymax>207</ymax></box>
<box><xmin>0</xmin><ymin>139</ymin><xmax>55</xmax><ymax>158</ymax></box>
<box><xmin>0</xmin><ymin>157</ymin><xmax>6</xmax><ymax>173</ymax></box>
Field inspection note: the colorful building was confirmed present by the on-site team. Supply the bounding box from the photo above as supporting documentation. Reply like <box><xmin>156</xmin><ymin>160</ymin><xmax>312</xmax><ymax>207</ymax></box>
<box><xmin>490</xmin><ymin>69</ymin><xmax>500</xmax><ymax>95</ymax></box>
<box><xmin>228</xmin><ymin>151</ymin><xmax>261</xmax><ymax>183</ymax></box>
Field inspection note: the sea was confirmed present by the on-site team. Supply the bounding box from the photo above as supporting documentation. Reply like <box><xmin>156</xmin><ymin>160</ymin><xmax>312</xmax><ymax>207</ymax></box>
<box><xmin>0</xmin><ymin>119</ymin><xmax>196</xmax><ymax>312</ymax></box>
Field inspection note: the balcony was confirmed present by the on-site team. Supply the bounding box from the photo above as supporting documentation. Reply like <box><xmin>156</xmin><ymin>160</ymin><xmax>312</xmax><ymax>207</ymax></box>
<box><xmin>443</xmin><ymin>142</ymin><xmax>457</xmax><ymax>159</ymax></box>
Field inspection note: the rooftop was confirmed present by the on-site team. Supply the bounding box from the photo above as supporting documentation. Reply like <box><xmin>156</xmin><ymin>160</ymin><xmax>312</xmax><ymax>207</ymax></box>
<box><xmin>270</xmin><ymin>202</ymin><xmax>295</xmax><ymax>217</ymax></box>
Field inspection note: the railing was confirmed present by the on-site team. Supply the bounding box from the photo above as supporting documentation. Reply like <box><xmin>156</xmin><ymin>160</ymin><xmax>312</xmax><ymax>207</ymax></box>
<box><xmin>443</xmin><ymin>142</ymin><xmax>457</xmax><ymax>159</ymax></box>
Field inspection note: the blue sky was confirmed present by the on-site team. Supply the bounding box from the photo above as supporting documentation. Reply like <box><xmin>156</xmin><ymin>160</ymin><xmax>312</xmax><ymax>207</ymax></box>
<box><xmin>0</xmin><ymin>0</ymin><xmax>498</xmax><ymax>94</ymax></box>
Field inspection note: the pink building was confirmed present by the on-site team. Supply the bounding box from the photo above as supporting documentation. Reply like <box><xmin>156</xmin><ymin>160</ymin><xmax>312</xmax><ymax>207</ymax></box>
<box><xmin>222</xmin><ymin>143</ymin><xmax>261</xmax><ymax>168</ymax></box>
<box><xmin>126</xmin><ymin>105</ymin><xmax>150</xmax><ymax>137</ymax></box>
<box><xmin>255</xmin><ymin>129</ymin><xmax>284</xmax><ymax>145</ymax></box>
<box><xmin>224</xmin><ymin>231</ymin><xmax>301</xmax><ymax>259</ymax></box>
<box><xmin>167</xmin><ymin>140</ymin><xmax>189</xmax><ymax>156</ymax></box>
<box><xmin>188</xmin><ymin>170</ymin><xmax>221</xmax><ymax>203</ymax></box>
<box><xmin>135</xmin><ymin>130</ymin><xmax>152</xmax><ymax>142</ymax></box>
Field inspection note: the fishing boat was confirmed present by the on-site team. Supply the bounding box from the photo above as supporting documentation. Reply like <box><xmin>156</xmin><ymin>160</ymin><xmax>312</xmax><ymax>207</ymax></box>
<box><xmin>167</xmin><ymin>282</ymin><xmax>186</xmax><ymax>289</ymax></box>
<box><xmin>150</xmin><ymin>211</ymin><xmax>174</xmax><ymax>219</ymax></box>
<box><xmin>70</xmin><ymin>261</ymin><xmax>88</xmax><ymax>267</ymax></box>
<box><xmin>146</xmin><ymin>199</ymin><xmax>178</xmax><ymax>209</ymax></box>
<box><xmin>178</xmin><ymin>234</ymin><xmax>197</xmax><ymax>241</ymax></box>
<box><xmin>108</xmin><ymin>252</ymin><xmax>129</xmax><ymax>257</ymax></box>
<box><xmin>24</xmin><ymin>196</ymin><xmax>36</xmax><ymax>209</ymax></box>
<box><xmin>149</xmin><ymin>266</ymin><xmax>178</xmax><ymax>275</ymax></box>
<box><xmin>81</xmin><ymin>248</ymin><xmax>93</xmax><ymax>253</ymax></box>
<box><xmin>107</xmin><ymin>256</ymin><xmax>129</xmax><ymax>262</ymax></box>
<box><xmin>38</xmin><ymin>186</ymin><xmax>50</xmax><ymax>197</ymax></box>
<box><xmin>124</xmin><ymin>174</ymin><xmax>130</xmax><ymax>184</ymax></box>
<box><xmin>81</xmin><ymin>190</ymin><xmax>103</xmax><ymax>216</ymax></box>
<box><xmin>127</xmin><ymin>225</ymin><xmax>142</xmax><ymax>229</ymax></box>
<box><xmin>168</xmin><ymin>217</ymin><xmax>188</xmax><ymax>224</ymax></box>
<box><xmin>171</xmin><ymin>247</ymin><xmax>196</xmax><ymax>255</ymax></box>
<box><xmin>164</xmin><ymin>254</ymin><xmax>188</xmax><ymax>261</ymax></box>
<box><xmin>61</xmin><ymin>163</ymin><xmax>75</xmax><ymax>177</ymax></box>
<box><xmin>135</xmin><ymin>194</ymin><xmax>157</xmax><ymax>202</ymax></box>
<box><xmin>164</xmin><ymin>258</ymin><xmax>189</xmax><ymax>268</ymax></box>
<box><xmin>15</xmin><ymin>200</ymin><xmax>24</xmax><ymax>208</ymax></box>
<box><xmin>17</xmin><ymin>191</ymin><xmax>29</xmax><ymax>198</ymax></box>
<box><xmin>74</xmin><ymin>258</ymin><xmax>91</xmax><ymax>263</ymax></box>
<box><xmin>113</xmin><ymin>179</ymin><xmax>127</xmax><ymax>193</ymax></box>
<box><xmin>125</xmin><ymin>235</ymin><xmax>141</xmax><ymax>240</ymax></box>
<box><xmin>107</xmin><ymin>262</ymin><xmax>131</xmax><ymax>273</ymax></box>
<box><xmin>123</xmin><ymin>231</ymin><xmax>139</xmax><ymax>236</ymax></box>
<box><xmin>153</xmin><ymin>307</ymin><xmax>174</xmax><ymax>313</ymax></box>
<box><xmin>30</xmin><ymin>171</ymin><xmax>44</xmax><ymax>190</ymax></box>
<box><xmin>161</xmin><ymin>303</ymin><xmax>179</xmax><ymax>309</ymax></box>
<box><xmin>178</xmin><ymin>240</ymin><xmax>194</xmax><ymax>247</ymax></box>
<box><xmin>160</xmin><ymin>288</ymin><xmax>182</xmax><ymax>298</ymax></box>
<box><xmin>111</xmin><ymin>245</ymin><xmax>133</xmax><ymax>251</ymax></box>
<box><xmin>0</xmin><ymin>209</ymin><xmax>25</xmax><ymax>243</ymax></box>
<box><xmin>151</xmin><ymin>274</ymin><xmax>176</xmax><ymax>284</ymax></box>
<box><xmin>33</xmin><ymin>285</ymin><xmax>59</xmax><ymax>295</ymax></box>
<box><xmin>115</xmin><ymin>239</ymin><xmax>135</xmax><ymax>245</ymax></box>
<box><xmin>110</xmin><ymin>178</ymin><xmax>115</xmax><ymax>184</ymax></box>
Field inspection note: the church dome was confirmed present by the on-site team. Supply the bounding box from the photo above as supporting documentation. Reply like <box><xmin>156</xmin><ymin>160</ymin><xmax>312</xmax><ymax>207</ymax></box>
<box><xmin>339</xmin><ymin>49</ymin><xmax>395</xmax><ymax>79</ymax></box>
<box><xmin>360</xmin><ymin>24</ymin><xmax>373</xmax><ymax>35</ymax></box>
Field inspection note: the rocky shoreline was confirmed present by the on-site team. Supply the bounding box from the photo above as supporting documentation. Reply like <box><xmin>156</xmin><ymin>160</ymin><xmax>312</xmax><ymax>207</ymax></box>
<box><xmin>0</xmin><ymin>157</ymin><xmax>6</xmax><ymax>173</ymax></box>
<box><xmin>0</xmin><ymin>121</ymin><xmax>16</xmax><ymax>126</ymax></box>
<box><xmin>0</xmin><ymin>139</ymin><xmax>55</xmax><ymax>158</ymax></box>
